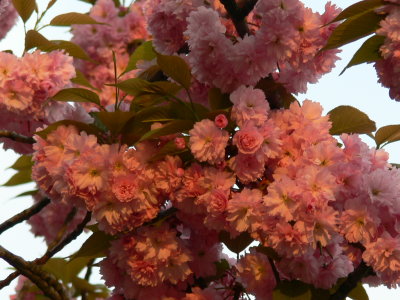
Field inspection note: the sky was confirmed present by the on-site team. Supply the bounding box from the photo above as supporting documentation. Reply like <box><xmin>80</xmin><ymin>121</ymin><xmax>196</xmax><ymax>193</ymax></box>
<box><xmin>0</xmin><ymin>0</ymin><xmax>399</xmax><ymax>299</ymax></box>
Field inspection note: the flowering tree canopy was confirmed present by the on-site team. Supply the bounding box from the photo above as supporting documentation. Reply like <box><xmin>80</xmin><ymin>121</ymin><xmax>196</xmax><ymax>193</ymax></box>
<box><xmin>1</xmin><ymin>0</ymin><xmax>400</xmax><ymax>299</ymax></box>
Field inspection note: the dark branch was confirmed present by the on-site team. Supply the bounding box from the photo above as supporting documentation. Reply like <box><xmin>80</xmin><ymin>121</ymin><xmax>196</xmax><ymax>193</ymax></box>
<box><xmin>0</xmin><ymin>198</ymin><xmax>50</xmax><ymax>235</ymax></box>
<box><xmin>329</xmin><ymin>261</ymin><xmax>375</xmax><ymax>300</ymax></box>
<box><xmin>219</xmin><ymin>0</ymin><xmax>258</xmax><ymax>38</ymax></box>
<box><xmin>0</xmin><ymin>246</ymin><xmax>68</xmax><ymax>300</ymax></box>
<box><xmin>36</xmin><ymin>211</ymin><xmax>92</xmax><ymax>264</ymax></box>
<box><xmin>237</xmin><ymin>0</ymin><xmax>258</xmax><ymax>19</ymax></box>
<box><xmin>0</xmin><ymin>131</ymin><xmax>35</xmax><ymax>144</ymax></box>
<box><xmin>0</xmin><ymin>272</ymin><xmax>19</xmax><ymax>289</ymax></box>
<box><xmin>0</xmin><ymin>211</ymin><xmax>92</xmax><ymax>290</ymax></box>
<box><xmin>268</xmin><ymin>257</ymin><xmax>281</xmax><ymax>284</ymax></box>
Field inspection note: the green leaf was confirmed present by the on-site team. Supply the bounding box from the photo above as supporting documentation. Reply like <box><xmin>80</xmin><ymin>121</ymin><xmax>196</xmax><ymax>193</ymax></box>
<box><xmin>71</xmin><ymin>277</ymin><xmax>109</xmax><ymax>297</ymax></box>
<box><xmin>310</xmin><ymin>288</ymin><xmax>331</xmax><ymax>300</ymax></box>
<box><xmin>147</xmin><ymin>81</ymin><xmax>182</xmax><ymax>96</ymax></box>
<box><xmin>273</xmin><ymin>281</ymin><xmax>312</xmax><ymax>300</ymax></box>
<box><xmin>157</xmin><ymin>53</ymin><xmax>192</xmax><ymax>90</ymax></box>
<box><xmin>25</xmin><ymin>30</ymin><xmax>53</xmax><ymax>51</ymax></box>
<box><xmin>116</xmin><ymin>78</ymin><xmax>151</xmax><ymax>96</ymax></box>
<box><xmin>135</xmin><ymin>105</ymin><xmax>175</xmax><ymax>122</ymax></box>
<box><xmin>149</xmin><ymin>138</ymin><xmax>188</xmax><ymax>162</ymax></box>
<box><xmin>9</xmin><ymin>155</ymin><xmax>33</xmax><ymax>170</ymax></box>
<box><xmin>375</xmin><ymin>125</ymin><xmax>400</xmax><ymax>148</ymax></box>
<box><xmin>139</xmin><ymin>120</ymin><xmax>194</xmax><ymax>142</ymax></box>
<box><xmin>94</xmin><ymin>111</ymin><xmax>136</xmax><ymax>134</ymax></box>
<box><xmin>208</xmin><ymin>88</ymin><xmax>232</xmax><ymax>110</ymax></box>
<box><xmin>50</xmin><ymin>12</ymin><xmax>104</xmax><ymax>26</ymax></box>
<box><xmin>42</xmin><ymin>40</ymin><xmax>92</xmax><ymax>61</ymax></box>
<box><xmin>323</xmin><ymin>10</ymin><xmax>384</xmax><ymax>50</ymax></box>
<box><xmin>71</xmin><ymin>231</ymin><xmax>113</xmax><ymax>260</ymax></box>
<box><xmin>330</xmin><ymin>0</ymin><xmax>385</xmax><ymax>23</ymax></box>
<box><xmin>35</xmin><ymin>120</ymin><xmax>101</xmax><ymax>140</ymax></box>
<box><xmin>67</xmin><ymin>257</ymin><xmax>94</xmax><ymax>281</ymax></box>
<box><xmin>348</xmin><ymin>282</ymin><xmax>369</xmax><ymax>300</ymax></box>
<box><xmin>15</xmin><ymin>190</ymin><xmax>39</xmax><ymax>198</ymax></box>
<box><xmin>328</xmin><ymin>105</ymin><xmax>376</xmax><ymax>135</ymax></box>
<box><xmin>120</xmin><ymin>119</ymin><xmax>150</xmax><ymax>146</ymax></box>
<box><xmin>12</xmin><ymin>0</ymin><xmax>36</xmax><ymax>22</ymax></box>
<box><xmin>46</xmin><ymin>0</ymin><xmax>58</xmax><ymax>9</ymax></box>
<box><xmin>71</xmin><ymin>70</ymin><xmax>98</xmax><ymax>90</ymax></box>
<box><xmin>340</xmin><ymin>35</ymin><xmax>385</xmax><ymax>75</ymax></box>
<box><xmin>219</xmin><ymin>231</ymin><xmax>253</xmax><ymax>254</ymax></box>
<box><xmin>52</xmin><ymin>88</ymin><xmax>100</xmax><ymax>105</ymax></box>
<box><xmin>124</xmin><ymin>41</ymin><xmax>156</xmax><ymax>74</ymax></box>
<box><xmin>138</xmin><ymin>65</ymin><xmax>162</xmax><ymax>81</ymax></box>
<box><xmin>3</xmin><ymin>169</ymin><xmax>32</xmax><ymax>186</ymax></box>
<box><xmin>25</xmin><ymin>31</ymin><xmax>92</xmax><ymax>60</ymax></box>
<box><xmin>42</xmin><ymin>258</ymin><xmax>70</xmax><ymax>283</ymax></box>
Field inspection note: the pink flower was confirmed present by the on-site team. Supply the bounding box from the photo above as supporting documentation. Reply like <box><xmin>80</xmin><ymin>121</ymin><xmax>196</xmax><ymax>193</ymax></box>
<box><xmin>174</xmin><ymin>137</ymin><xmax>186</xmax><ymax>149</ymax></box>
<box><xmin>230</xmin><ymin>85</ymin><xmax>269</xmax><ymax>127</ymax></box>
<box><xmin>189</xmin><ymin>119</ymin><xmax>229</xmax><ymax>164</ymax></box>
<box><xmin>230</xmin><ymin>153</ymin><xmax>265</xmax><ymax>183</ymax></box>
<box><xmin>111</xmin><ymin>174</ymin><xmax>138</xmax><ymax>202</ymax></box>
<box><xmin>236</xmin><ymin>248</ymin><xmax>276</xmax><ymax>299</ymax></box>
<box><xmin>233</xmin><ymin>122</ymin><xmax>264</xmax><ymax>154</ymax></box>
<box><xmin>184</xmin><ymin>287</ymin><xmax>223</xmax><ymax>300</ymax></box>
<box><xmin>214</xmin><ymin>114</ymin><xmax>228</xmax><ymax>129</ymax></box>
<box><xmin>0</xmin><ymin>0</ymin><xmax>17</xmax><ymax>41</ymax></box>
<box><xmin>363</xmin><ymin>231</ymin><xmax>400</xmax><ymax>283</ymax></box>
<box><xmin>227</xmin><ymin>188</ymin><xmax>263</xmax><ymax>233</ymax></box>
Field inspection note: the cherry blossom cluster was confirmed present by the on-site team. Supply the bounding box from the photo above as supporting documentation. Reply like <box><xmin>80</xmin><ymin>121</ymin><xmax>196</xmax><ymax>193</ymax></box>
<box><xmin>147</xmin><ymin>0</ymin><xmax>341</xmax><ymax>94</ymax></box>
<box><xmin>31</xmin><ymin>125</ymin><xmax>184</xmax><ymax>235</ymax></box>
<box><xmin>29</xmin><ymin>88</ymin><xmax>400</xmax><ymax>299</ymax></box>
<box><xmin>375</xmin><ymin>1</ymin><xmax>400</xmax><ymax>100</ymax></box>
<box><xmin>71</xmin><ymin>0</ymin><xmax>148</xmax><ymax>107</ymax></box>
<box><xmin>0</xmin><ymin>0</ymin><xmax>17</xmax><ymax>41</ymax></box>
<box><xmin>0</xmin><ymin>50</ymin><xmax>77</xmax><ymax>153</ymax></box>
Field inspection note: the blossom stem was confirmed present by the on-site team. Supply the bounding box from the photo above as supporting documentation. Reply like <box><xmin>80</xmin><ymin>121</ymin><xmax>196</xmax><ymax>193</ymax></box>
<box><xmin>329</xmin><ymin>261</ymin><xmax>374</xmax><ymax>300</ymax></box>
<box><xmin>0</xmin><ymin>130</ymin><xmax>35</xmax><ymax>144</ymax></box>
<box><xmin>0</xmin><ymin>198</ymin><xmax>50</xmax><ymax>235</ymax></box>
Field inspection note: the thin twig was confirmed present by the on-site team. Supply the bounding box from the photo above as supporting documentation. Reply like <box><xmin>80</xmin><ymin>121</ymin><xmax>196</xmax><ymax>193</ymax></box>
<box><xmin>268</xmin><ymin>257</ymin><xmax>281</xmax><ymax>284</ymax></box>
<box><xmin>0</xmin><ymin>131</ymin><xmax>35</xmax><ymax>144</ymax></box>
<box><xmin>0</xmin><ymin>198</ymin><xmax>50</xmax><ymax>235</ymax></box>
<box><xmin>35</xmin><ymin>211</ymin><xmax>92</xmax><ymax>264</ymax></box>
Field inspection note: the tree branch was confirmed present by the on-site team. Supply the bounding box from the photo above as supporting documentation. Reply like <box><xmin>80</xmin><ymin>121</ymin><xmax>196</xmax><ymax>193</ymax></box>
<box><xmin>0</xmin><ymin>198</ymin><xmax>50</xmax><ymax>235</ymax></box>
<box><xmin>329</xmin><ymin>261</ymin><xmax>375</xmax><ymax>300</ymax></box>
<box><xmin>0</xmin><ymin>211</ymin><xmax>92</xmax><ymax>290</ymax></box>
<box><xmin>0</xmin><ymin>131</ymin><xmax>35</xmax><ymax>144</ymax></box>
<box><xmin>35</xmin><ymin>211</ymin><xmax>92</xmax><ymax>265</ymax></box>
<box><xmin>0</xmin><ymin>246</ymin><xmax>68</xmax><ymax>300</ymax></box>
<box><xmin>219</xmin><ymin>0</ymin><xmax>258</xmax><ymax>38</ymax></box>
<box><xmin>268</xmin><ymin>257</ymin><xmax>281</xmax><ymax>284</ymax></box>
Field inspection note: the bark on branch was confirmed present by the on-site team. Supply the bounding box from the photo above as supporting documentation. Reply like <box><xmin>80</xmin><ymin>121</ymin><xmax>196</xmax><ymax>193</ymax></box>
<box><xmin>0</xmin><ymin>246</ymin><xmax>68</xmax><ymax>300</ymax></box>
<box><xmin>0</xmin><ymin>211</ymin><xmax>92</xmax><ymax>290</ymax></box>
<box><xmin>0</xmin><ymin>198</ymin><xmax>50</xmax><ymax>235</ymax></box>
<box><xmin>219</xmin><ymin>0</ymin><xmax>258</xmax><ymax>38</ymax></box>
<box><xmin>329</xmin><ymin>261</ymin><xmax>375</xmax><ymax>300</ymax></box>
<box><xmin>0</xmin><ymin>131</ymin><xmax>35</xmax><ymax>144</ymax></box>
